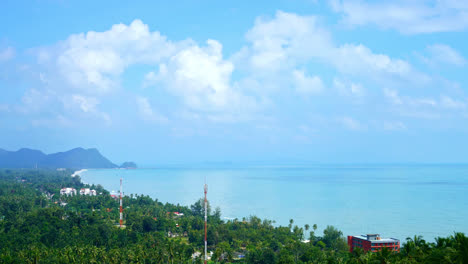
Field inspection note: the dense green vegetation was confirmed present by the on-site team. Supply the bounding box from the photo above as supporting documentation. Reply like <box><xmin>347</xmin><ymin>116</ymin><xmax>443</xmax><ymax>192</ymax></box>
<box><xmin>0</xmin><ymin>169</ymin><xmax>467</xmax><ymax>263</ymax></box>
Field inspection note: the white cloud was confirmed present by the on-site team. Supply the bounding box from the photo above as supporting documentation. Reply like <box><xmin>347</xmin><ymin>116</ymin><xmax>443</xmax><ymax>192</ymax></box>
<box><xmin>426</xmin><ymin>44</ymin><xmax>466</xmax><ymax>66</ymax></box>
<box><xmin>236</xmin><ymin>10</ymin><xmax>426</xmax><ymax>87</ymax></box>
<box><xmin>384</xmin><ymin>88</ymin><xmax>437</xmax><ymax>108</ymax></box>
<box><xmin>332</xmin><ymin>44</ymin><xmax>414</xmax><ymax>78</ymax></box>
<box><xmin>7</xmin><ymin>13</ymin><xmax>464</xmax><ymax>130</ymax></box>
<box><xmin>38</xmin><ymin>19</ymin><xmax>186</xmax><ymax>94</ymax></box>
<box><xmin>142</xmin><ymin>71</ymin><xmax>159</xmax><ymax>87</ymax></box>
<box><xmin>62</xmin><ymin>94</ymin><xmax>111</xmax><ymax>124</ymax></box>
<box><xmin>0</xmin><ymin>47</ymin><xmax>15</xmax><ymax>62</ymax></box>
<box><xmin>14</xmin><ymin>19</ymin><xmax>198</xmax><ymax>127</ymax></box>
<box><xmin>384</xmin><ymin>88</ymin><xmax>467</xmax><ymax>110</ymax></box>
<box><xmin>293</xmin><ymin>70</ymin><xmax>324</xmax><ymax>95</ymax></box>
<box><xmin>157</xmin><ymin>39</ymin><xmax>233</xmax><ymax>109</ymax></box>
<box><xmin>333</xmin><ymin>78</ymin><xmax>365</xmax><ymax>99</ymax></box>
<box><xmin>149</xmin><ymin>39</ymin><xmax>258</xmax><ymax>121</ymax></box>
<box><xmin>383</xmin><ymin>88</ymin><xmax>467</xmax><ymax>119</ymax></box>
<box><xmin>330</xmin><ymin>0</ymin><xmax>468</xmax><ymax>34</ymax></box>
<box><xmin>27</xmin><ymin>19</ymin><xmax>269</xmax><ymax>124</ymax></box>
<box><xmin>136</xmin><ymin>96</ymin><xmax>168</xmax><ymax>123</ymax></box>
<box><xmin>70</xmin><ymin>95</ymin><xmax>99</xmax><ymax>113</ymax></box>
<box><xmin>241</xmin><ymin>11</ymin><xmax>333</xmax><ymax>72</ymax></box>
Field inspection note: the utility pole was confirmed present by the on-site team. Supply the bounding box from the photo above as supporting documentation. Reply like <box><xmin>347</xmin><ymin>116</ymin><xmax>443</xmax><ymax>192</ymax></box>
<box><xmin>204</xmin><ymin>178</ymin><xmax>208</xmax><ymax>264</ymax></box>
<box><xmin>120</xmin><ymin>177</ymin><xmax>123</xmax><ymax>228</ymax></box>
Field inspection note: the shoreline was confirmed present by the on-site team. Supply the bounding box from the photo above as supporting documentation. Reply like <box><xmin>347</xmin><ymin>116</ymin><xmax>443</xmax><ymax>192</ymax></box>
<box><xmin>77</xmin><ymin>167</ymin><xmax>468</xmax><ymax>241</ymax></box>
<box><xmin>71</xmin><ymin>169</ymin><xmax>88</xmax><ymax>177</ymax></box>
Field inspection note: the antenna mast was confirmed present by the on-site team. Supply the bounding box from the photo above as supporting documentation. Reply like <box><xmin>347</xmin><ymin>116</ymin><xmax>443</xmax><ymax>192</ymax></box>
<box><xmin>204</xmin><ymin>177</ymin><xmax>208</xmax><ymax>264</ymax></box>
<box><xmin>120</xmin><ymin>177</ymin><xmax>123</xmax><ymax>228</ymax></box>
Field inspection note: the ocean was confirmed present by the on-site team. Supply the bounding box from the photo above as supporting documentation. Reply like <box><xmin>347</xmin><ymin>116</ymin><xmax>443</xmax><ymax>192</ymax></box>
<box><xmin>80</xmin><ymin>164</ymin><xmax>468</xmax><ymax>242</ymax></box>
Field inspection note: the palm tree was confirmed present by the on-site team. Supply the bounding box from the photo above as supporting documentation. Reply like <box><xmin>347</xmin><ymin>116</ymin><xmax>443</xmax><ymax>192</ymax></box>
<box><xmin>451</xmin><ymin>232</ymin><xmax>468</xmax><ymax>264</ymax></box>
<box><xmin>434</xmin><ymin>237</ymin><xmax>449</xmax><ymax>248</ymax></box>
<box><xmin>375</xmin><ymin>247</ymin><xmax>393</xmax><ymax>264</ymax></box>
<box><xmin>403</xmin><ymin>235</ymin><xmax>427</xmax><ymax>262</ymax></box>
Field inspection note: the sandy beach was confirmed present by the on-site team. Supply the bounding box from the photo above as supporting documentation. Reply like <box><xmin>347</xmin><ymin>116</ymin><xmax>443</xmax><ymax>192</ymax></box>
<box><xmin>71</xmin><ymin>169</ymin><xmax>88</xmax><ymax>177</ymax></box>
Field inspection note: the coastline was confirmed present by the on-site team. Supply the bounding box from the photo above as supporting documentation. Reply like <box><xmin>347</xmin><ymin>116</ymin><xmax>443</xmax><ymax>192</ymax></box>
<box><xmin>78</xmin><ymin>165</ymin><xmax>468</xmax><ymax>242</ymax></box>
<box><xmin>71</xmin><ymin>169</ymin><xmax>88</xmax><ymax>177</ymax></box>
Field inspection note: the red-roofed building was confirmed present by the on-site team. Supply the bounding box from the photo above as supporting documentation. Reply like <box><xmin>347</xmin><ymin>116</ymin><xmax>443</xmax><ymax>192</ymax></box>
<box><xmin>348</xmin><ymin>234</ymin><xmax>400</xmax><ymax>253</ymax></box>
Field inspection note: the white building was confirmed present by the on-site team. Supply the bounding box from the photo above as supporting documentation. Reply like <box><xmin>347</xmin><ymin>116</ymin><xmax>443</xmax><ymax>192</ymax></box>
<box><xmin>79</xmin><ymin>188</ymin><xmax>97</xmax><ymax>196</ymax></box>
<box><xmin>60</xmin><ymin>188</ymin><xmax>77</xmax><ymax>196</ymax></box>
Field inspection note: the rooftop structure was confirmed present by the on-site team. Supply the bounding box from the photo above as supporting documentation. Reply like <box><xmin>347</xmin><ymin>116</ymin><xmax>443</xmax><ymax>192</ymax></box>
<box><xmin>60</xmin><ymin>188</ymin><xmax>77</xmax><ymax>196</ymax></box>
<box><xmin>79</xmin><ymin>188</ymin><xmax>97</xmax><ymax>196</ymax></box>
<box><xmin>348</xmin><ymin>234</ymin><xmax>400</xmax><ymax>253</ymax></box>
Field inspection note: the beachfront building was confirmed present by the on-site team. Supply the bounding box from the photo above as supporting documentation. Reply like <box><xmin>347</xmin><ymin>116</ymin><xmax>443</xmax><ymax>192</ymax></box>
<box><xmin>79</xmin><ymin>188</ymin><xmax>97</xmax><ymax>196</ymax></box>
<box><xmin>60</xmin><ymin>188</ymin><xmax>77</xmax><ymax>196</ymax></box>
<box><xmin>348</xmin><ymin>234</ymin><xmax>400</xmax><ymax>252</ymax></box>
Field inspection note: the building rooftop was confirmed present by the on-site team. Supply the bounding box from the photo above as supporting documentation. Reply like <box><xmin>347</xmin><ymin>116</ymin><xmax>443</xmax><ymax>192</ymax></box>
<box><xmin>353</xmin><ymin>234</ymin><xmax>399</xmax><ymax>243</ymax></box>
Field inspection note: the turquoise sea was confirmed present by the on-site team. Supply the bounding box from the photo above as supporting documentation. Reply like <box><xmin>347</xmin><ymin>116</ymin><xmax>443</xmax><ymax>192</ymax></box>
<box><xmin>80</xmin><ymin>165</ymin><xmax>468</xmax><ymax>242</ymax></box>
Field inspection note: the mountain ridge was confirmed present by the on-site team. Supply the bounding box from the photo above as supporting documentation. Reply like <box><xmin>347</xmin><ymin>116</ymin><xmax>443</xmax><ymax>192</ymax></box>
<box><xmin>0</xmin><ymin>147</ymin><xmax>117</xmax><ymax>169</ymax></box>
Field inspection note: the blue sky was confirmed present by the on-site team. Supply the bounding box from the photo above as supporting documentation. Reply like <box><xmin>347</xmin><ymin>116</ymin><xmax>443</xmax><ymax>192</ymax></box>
<box><xmin>1</xmin><ymin>0</ymin><xmax>468</xmax><ymax>165</ymax></box>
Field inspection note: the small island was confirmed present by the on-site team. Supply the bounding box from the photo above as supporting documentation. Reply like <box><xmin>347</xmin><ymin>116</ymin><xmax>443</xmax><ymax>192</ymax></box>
<box><xmin>120</xmin><ymin>161</ymin><xmax>137</xmax><ymax>169</ymax></box>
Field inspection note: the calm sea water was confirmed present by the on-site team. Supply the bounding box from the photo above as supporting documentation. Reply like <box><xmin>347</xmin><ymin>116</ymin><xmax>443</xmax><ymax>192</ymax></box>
<box><xmin>80</xmin><ymin>165</ymin><xmax>468</xmax><ymax>242</ymax></box>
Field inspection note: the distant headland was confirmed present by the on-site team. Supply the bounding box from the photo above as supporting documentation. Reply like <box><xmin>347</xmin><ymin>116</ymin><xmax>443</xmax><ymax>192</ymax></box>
<box><xmin>0</xmin><ymin>147</ymin><xmax>136</xmax><ymax>169</ymax></box>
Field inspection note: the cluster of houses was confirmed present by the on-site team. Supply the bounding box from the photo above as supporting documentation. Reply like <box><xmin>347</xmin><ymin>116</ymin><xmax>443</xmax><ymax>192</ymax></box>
<box><xmin>60</xmin><ymin>187</ymin><xmax>97</xmax><ymax>196</ymax></box>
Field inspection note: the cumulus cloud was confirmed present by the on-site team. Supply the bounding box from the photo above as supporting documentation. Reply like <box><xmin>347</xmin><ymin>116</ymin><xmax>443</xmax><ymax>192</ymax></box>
<box><xmin>5</xmin><ymin>12</ymin><xmax>466</xmax><ymax>131</ymax></box>
<box><xmin>136</xmin><ymin>96</ymin><xmax>168</xmax><ymax>123</ymax></box>
<box><xmin>147</xmin><ymin>40</ymin><xmax>259</xmax><ymax>121</ymax></box>
<box><xmin>236</xmin><ymin>11</ymin><xmax>426</xmax><ymax>86</ymax></box>
<box><xmin>26</xmin><ymin>19</ymin><xmax>265</xmax><ymax>124</ymax></box>
<box><xmin>37</xmin><ymin>19</ymin><xmax>185</xmax><ymax>95</ymax></box>
<box><xmin>293</xmin><ymin>70</ymin><xmax>324</xmax><ymax>95</ymax></box>
<box><xmin>240</xmin><ymin>11</ymin><xmax>333</xmax><ymax>72</ymax></box>
<box><xmin>333</xmin><ymin>78</ymin><xmax>365</xmax><ymax>99</ymax></box>
<box><xmin>332</xmin><ymin>44</ymin><xmax>414</xmax><ymax>78</ymax></box>
<box><xmin>11</xmin><ymin>19</ymin><xmax>194</xmax><ymax>127</ymax></box>
<box><xmin>330</xmin><ymin>0</ymin><xmax>468</xmax><ymax>34</ymax></box>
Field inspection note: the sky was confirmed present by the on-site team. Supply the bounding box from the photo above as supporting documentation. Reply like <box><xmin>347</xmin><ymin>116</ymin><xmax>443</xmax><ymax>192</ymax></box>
<box><xmin>1</xmin><ymin>0</ymin><xmax>468</xmax><ymax>165</ymax></box>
